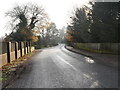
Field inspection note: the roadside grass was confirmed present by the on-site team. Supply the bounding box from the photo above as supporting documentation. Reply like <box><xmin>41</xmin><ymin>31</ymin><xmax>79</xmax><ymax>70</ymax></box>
<box><xmin>69</xmin><ymin>43</ymin><xmax>118</xmax><ymax>55</ymax></box>
<box><xmin>75</xmin><ymin>46</ymin><xmax>118</xmax><ymax>55</ymax></box>
<box><xmin>35</xmin><ymin>45</ymin><xmax>48</xmax><ymax>49</ymax></box>
<box><xmin>0</xmin><ymin>51</ymin><xmax>36</xmax><ymax>84</ymax></box>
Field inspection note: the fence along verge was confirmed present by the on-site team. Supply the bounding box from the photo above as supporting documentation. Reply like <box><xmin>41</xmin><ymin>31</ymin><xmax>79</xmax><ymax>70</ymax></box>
<box><xmin>0</xmin><ymin>41</ymin><xmax>35</xmax><ymax>67</ymax></box>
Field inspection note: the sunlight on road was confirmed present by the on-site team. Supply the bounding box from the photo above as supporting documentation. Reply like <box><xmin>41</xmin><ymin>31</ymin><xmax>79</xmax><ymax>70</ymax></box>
<box><xmin>85</xmin><ymin>57</ymin><xmax>95</xmax><ymax>64</ymax></box>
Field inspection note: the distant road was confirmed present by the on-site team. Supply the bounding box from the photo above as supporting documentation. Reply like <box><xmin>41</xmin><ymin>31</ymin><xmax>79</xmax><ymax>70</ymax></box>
<box><xmin>7</xmin><ymin>44</ymin><xmax>118</xmax><ymax>88</ymax></box>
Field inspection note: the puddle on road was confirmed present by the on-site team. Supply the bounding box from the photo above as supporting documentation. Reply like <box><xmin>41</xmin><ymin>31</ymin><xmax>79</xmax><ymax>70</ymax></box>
<box><xmin>85</xmin><ymin>57</ymin><xmax>95</xmax><ymax>64</ymax></box>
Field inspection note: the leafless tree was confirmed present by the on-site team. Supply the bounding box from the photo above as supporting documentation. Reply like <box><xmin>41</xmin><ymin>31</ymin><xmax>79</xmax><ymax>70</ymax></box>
<box><xmin>5</xmin><ymin>3</ymin><xmax>48</xmax><ymax>41</ymax></box>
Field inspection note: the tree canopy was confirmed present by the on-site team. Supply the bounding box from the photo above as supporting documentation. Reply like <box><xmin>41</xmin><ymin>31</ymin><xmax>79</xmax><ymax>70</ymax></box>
<box><xmin>66</xmin><ymin>2</ymin><xmax>119</xmax><ymax>43</ymax></box>
<box><xmin>5</xmin><ymin>3</ymin><xmax>48</xmax><ymax>42</ymax></box>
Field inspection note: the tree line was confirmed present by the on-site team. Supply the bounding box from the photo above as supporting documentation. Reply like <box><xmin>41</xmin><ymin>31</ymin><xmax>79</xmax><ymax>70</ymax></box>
<box><xmin>3</xmin><ymin>3</ymin><xmax>64</xmax><ymax>48</ymax></box>
<box><xmin>66</xmin><ymin>2</ymin><xmax>120</xmax><ymax>44</ymax></box>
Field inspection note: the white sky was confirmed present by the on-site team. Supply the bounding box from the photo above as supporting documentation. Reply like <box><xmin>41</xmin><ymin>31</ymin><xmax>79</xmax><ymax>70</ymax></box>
<box><xmin>1</xmin><ymin>0</ymin><xmax>119</xmax><ymax>38</ymax></box>
<box><xmin>0</xmin><ymin>0</ymin><xmax>91</xmax><ymax>38</ymax></box>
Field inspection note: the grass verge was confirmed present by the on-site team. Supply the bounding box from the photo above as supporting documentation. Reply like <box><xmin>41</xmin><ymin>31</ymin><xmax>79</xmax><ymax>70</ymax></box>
<box><xmin>0</xmin><ymin>50</ymin><xmax>37</xmax><ymax>89</ymax></box>
<box><xmin>75</xmin><ymin>47</ymin><xmax>118</xmax><ymax>55</ymax></box>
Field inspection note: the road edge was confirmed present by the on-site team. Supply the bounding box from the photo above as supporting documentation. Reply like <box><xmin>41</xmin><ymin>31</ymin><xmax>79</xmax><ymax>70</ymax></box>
<box><xmin>2</xmin><ymin>50</ymin><xmax>41</xmax><ymax>89</ymax></box>
<box><xmin>65</xmin><ymin>45</ymin><xmax>118</xmax><ymax>69</ymax></box>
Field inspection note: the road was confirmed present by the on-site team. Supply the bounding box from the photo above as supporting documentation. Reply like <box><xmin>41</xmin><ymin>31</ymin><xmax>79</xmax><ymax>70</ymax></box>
<box><xmin>6</xmin><ymin>44</ymin><xmax>118</xmax><ymax>88</ymax></box>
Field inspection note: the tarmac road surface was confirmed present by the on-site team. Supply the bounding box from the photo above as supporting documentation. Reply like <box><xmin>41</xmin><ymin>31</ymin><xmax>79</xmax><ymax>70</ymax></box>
<box><xmin>6</xmin><ymin>44</ymin><xmax>118</xmax><ymax>88</ymax></box>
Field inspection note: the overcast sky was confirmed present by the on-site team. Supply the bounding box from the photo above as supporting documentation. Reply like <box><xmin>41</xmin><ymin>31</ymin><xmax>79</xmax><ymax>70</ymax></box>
<box><xmin>0</xmin><ymin>0</ymin><xmax>91</xmax><ymax>38</ymax></box>
<box><xmin>0</xmin><ymin>0</ymin><xmax>119</xmax><ymax>38</ymax></box>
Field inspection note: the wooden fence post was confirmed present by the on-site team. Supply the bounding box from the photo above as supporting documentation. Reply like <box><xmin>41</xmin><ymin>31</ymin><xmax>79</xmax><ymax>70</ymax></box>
<box><xmin>7</xmin><ymin>42</ymin><xmax>11</xmax><ymax>63</ymax></box>
<box><xmin>24</xmin><ymin>41</ymin><xmax>26</xmax><ymax>55</ymax></box>
<box><xmin>20</xmin><ymin>42</ymin><xmax>22</xmax><ymax>57</ymax></box>
<box><xmin>26</xmin><ymin>42</ymin><xmax>29</xmax><ymax>53</ymax></box>
<box><xmin>15</xmin><ymin>42</ymin><xmax>18</xmax><ymax>59</ymax></box>
<box><xmin>29</xmin><ymin>42</ymin><xmax>31</xmax><ymax>52</ymax></box>
<box><xmin>28</xmin><ymin>42</ymin><xmax>30</xmax><ymax>53</ymax></box>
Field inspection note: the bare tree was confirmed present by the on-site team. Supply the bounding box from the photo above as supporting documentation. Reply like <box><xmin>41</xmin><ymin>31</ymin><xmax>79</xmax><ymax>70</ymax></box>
<box><xmin>5</xmin><ymin>3</ymin><xmax>48</xmax><ymax>41</ymax></box>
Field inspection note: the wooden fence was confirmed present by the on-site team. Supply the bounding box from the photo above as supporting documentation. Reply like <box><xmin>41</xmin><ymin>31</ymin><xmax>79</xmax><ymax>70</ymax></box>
<box><xmin>73</xmin><ymin>43</ymin><xmax>120</xmax><ymax>53</ymax></box>
<box><xmin>0</xmin><ymin>41</ymin><xmax>35</xmax><ymax>67</ymax></box>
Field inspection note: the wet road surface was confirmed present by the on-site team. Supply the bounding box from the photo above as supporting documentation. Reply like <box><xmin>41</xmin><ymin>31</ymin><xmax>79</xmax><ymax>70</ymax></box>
<box><xmin>6</xmin><ymin>44</ymin><xmax>118</xmax><ymax>88</ymax></box>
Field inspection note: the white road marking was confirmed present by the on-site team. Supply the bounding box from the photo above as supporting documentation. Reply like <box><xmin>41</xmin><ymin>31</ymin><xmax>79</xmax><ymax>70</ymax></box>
<box><xmin>56</xmin><ymin>55</ymin><xmax>77</xmax><ymax>71</ymax></box>
<box><xmin>83</xmin><ymin>74</ymin><xmax>91</xmax><ymax>79</ymax></box>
